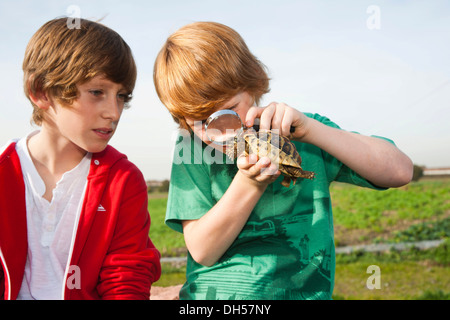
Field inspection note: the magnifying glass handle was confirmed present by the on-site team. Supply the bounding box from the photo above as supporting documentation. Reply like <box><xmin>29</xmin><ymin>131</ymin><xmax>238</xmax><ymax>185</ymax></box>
<box><xmin>252</xmin><ymin>124</ymin><xmax>295</xmax><ymax>133</ymax></box>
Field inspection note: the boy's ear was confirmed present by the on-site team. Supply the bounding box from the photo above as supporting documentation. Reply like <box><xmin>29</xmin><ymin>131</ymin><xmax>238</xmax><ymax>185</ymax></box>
<box><xmin>29</xmin><ymin>89</ymin><xmax>52</xmax><ymax>110</ymax></box>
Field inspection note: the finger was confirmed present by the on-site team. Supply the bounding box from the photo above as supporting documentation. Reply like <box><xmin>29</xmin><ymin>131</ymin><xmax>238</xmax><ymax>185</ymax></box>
<box><xmin>245</xmin><ymin>106</ymin><xmax>264</xmax><ymax>128</ymax></box>
<box><xmin>270</xmin><ymin>107</ymin><xmax>283</xmax><ymax>133</ymax></box>
<box><xmin>284</xmin><ymin>108</ymin><xmax>308</xmax><ymax>140</ymax></box>
<box><xmin>248</xmin><ymin>153</ymin><xmax>258</xmax><ymax>165</ymax></box>
<box><xmin>237</xmin><ymin>153</ymin><xmax>260</xmax><ymax>171</ymax></box>
<box><xmin>280</xmin><ymin>108</ymin><xmax>294</xmax><ymax>137</ymax></box>
<box><xmin>258</xmin><ymin>166</ymin><xmax>281</xmax><ymax>185</ymax></box>
<box><xmin>259</xmin><ymin>103</ymin><xmax>276</xmax><ymax>131</ymax></box>
<box><xmin>237</xmin><ymin>154</ymin><xmax>252</xmax><ymax>170</ymax></box>
<box><xmin>261</xmin><ymin>163</ymin><xmax>281</xmax><ymax>177</ymax></box>
<box><xmin>248</xmin><ymin>156</ymin><xmax>271</xmax><ymax>177</ymax></box>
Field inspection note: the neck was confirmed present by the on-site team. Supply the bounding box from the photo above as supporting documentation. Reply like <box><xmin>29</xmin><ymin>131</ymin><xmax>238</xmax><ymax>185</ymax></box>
<box><xmin>27</xmin><ymin>128</ymin><xmax>87</xmax><ymax>177</ymax></box>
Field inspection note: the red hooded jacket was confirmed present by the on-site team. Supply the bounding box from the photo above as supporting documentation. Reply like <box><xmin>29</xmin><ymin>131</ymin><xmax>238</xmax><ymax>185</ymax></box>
<box><xmin>0</xmin><ymin>142</ymin><xmax>161</xmax><ymax>300</ymax></box>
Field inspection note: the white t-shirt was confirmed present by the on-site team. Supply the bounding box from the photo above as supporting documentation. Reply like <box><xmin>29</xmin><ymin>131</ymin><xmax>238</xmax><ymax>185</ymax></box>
<box><xmin>15</xmin><ymin>132</ymin><xmax>91</xmax><ymax>300</ymax></box>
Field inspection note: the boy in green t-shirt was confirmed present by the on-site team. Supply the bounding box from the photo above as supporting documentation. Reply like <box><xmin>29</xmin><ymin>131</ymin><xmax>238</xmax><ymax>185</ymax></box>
<box><xmin>153</xmin><ymin>21</ymin><xmax>413</xmax><ymax>299</ymax></box>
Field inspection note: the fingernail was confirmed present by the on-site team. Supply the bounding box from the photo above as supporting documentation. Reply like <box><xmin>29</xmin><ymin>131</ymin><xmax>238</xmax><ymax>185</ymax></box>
<box><xmin>249</xmin><ymin>154</ymin><xmax>258</xmax><ymax>164</ymax></box>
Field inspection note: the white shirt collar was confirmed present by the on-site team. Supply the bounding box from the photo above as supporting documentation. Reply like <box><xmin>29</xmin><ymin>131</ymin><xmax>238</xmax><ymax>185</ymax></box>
<box><xmin>16</xmin><ymin>131</ymin><xmax>46</xmax><ymax>197</ymax></box>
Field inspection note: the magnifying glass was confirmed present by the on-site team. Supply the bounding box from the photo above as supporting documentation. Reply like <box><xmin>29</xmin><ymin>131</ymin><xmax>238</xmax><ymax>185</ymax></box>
<box><xmin>204</xmin><ymin>110</ymin><xmax>245</xmax><ymax>145</ymax></box>
<box><xmin>205</xmin><ymin>109</ymin><xmax>294</xmax><ymax>145</ymax></box>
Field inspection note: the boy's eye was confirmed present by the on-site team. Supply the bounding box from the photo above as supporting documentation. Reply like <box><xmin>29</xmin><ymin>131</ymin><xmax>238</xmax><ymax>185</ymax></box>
<box><xmin>118</xmin><ymin>93</ymin><xmax>132</xmax><ymax>102</ymax></box>
<box><xmin>89</xmin><ymin>90</ymin><xmax>103</xmax><ymax>96</ymax></box>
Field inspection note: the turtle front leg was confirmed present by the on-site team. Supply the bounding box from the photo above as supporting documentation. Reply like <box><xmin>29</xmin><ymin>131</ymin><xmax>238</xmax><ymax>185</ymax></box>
<box><xmin>225</xmin><ymin>140</ymin><xmax>238</xmax><ymax>160</ymax></box>
<box><xmin>281</xmin><ymin>175</ymin><xmax>292</xmax><ymax>187</ymax></box>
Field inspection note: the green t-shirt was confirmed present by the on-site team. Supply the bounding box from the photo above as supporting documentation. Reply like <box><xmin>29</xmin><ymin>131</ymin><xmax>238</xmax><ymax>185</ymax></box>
<box><xmin>166</xmin><ymin>113</ymin><xmax>390</xmax><ymax>300</ymax></box>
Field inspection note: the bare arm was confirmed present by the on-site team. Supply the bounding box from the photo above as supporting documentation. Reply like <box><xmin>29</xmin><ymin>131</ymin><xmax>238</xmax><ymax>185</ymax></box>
<box><xmin>182</xmin><ymin>155</ymin><xmax>280</xmax><ymax>266</ymax></box>
<box><xmin>246</xmin><ymin>103</ymin><xmax>413</xmax><ymax>188</ymax></box>
<box><xmin>184</xmin><ymin>102</ymin><xmax>413</xmax><ymax>267</ymax></box>
<box><xmin>301</xmin><ymin>118</ymin><xmax>413</xmax><ymax>187</ymax></box>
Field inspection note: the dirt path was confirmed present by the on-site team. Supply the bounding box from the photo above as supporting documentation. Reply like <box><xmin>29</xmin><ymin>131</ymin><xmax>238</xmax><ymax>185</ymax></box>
<box><xmin>150</xmin><ymin>285</ymin><xmax>183</xmax><ymax>300</ymax></box>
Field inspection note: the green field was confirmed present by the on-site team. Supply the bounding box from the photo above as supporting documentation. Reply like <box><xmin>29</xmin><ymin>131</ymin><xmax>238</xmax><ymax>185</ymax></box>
<box><xmin>148</xmin><ymin>179</ymin><xmax>450</xmax><ymax>299</ymax></box>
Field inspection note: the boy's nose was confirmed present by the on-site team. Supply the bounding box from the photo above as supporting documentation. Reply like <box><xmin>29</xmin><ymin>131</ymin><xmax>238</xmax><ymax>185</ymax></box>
<box><xmin>102</xmin><ymin>98</ymin><xmax>122</xmax><ymax>121</ymax></box>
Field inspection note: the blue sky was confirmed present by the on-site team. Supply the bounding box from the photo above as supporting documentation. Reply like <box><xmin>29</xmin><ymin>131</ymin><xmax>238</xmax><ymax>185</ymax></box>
<box><xmin>1</xmin><ymin>0</ymin><xmax>449</xmax><ymax>180</ymax></box>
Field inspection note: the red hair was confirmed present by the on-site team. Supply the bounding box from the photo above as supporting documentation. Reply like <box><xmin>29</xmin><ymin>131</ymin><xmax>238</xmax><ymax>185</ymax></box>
<box><xmin>154</xmin><ymin>21</ymin><xmax>270</xmax><ymax>129</ymax></box>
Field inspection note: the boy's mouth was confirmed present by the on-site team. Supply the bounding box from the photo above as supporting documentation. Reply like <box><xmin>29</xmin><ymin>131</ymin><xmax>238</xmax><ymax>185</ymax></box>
<box><xmin>93</xmin><ymin>128</ymin><xmax>114</xmax><ymax>139</ymax></box>
<box><xmin>94</xmin><ymin>128</ymin><xmax>112</xmax><ymax>134</ymax></box>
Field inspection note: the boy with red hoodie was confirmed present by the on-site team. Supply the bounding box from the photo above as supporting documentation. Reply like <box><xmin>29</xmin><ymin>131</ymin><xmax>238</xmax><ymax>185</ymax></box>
<box><xmin>0</xmin><ymin>17</ymin><xmax>161</xmax><ymax>300</ymax></box>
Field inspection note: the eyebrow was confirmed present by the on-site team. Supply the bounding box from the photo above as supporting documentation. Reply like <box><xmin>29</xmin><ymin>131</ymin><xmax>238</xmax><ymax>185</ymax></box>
<box><xmin>83</xmin><ymin>77</ymin><xmax>127</xmax><ymax>89</ymax></box>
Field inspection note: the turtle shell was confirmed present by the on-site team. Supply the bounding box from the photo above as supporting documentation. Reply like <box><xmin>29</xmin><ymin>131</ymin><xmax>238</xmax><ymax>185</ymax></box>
<box><xmin>227</xmin><ymin>130</ymin><xmax>315</xmax><ymax>187</ymax></box>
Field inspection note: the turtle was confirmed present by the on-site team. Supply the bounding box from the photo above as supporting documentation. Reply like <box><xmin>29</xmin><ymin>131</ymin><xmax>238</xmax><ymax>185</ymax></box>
<box><xmin>226</xmin><ymin>129</ymin><xmax>315</xmax><ymax>187</ymax></box>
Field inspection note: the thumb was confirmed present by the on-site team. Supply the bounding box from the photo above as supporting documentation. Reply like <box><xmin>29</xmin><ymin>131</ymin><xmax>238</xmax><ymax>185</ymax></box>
<box><xmin>236</xmin><ymin>153</ymin><xmax>258</xmax><ymax>170</ymax></box>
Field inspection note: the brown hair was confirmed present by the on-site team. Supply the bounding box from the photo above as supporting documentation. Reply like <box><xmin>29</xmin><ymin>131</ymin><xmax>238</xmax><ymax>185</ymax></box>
<box><xmin>153</xmin><ymin>21</ymin><xmax>270</xmax><ymax>130</ymax></box>
<box><xmin>23</xmin><ymin>17</ymin><xmax>137</xmax><ymax>125</ymax></box>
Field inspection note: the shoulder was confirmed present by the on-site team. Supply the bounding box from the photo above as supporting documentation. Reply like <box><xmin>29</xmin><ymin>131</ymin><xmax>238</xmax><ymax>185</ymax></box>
<box><xmin>92</xmin><ymin>145</ymin><xmax>134</xmax><ymax>171</ymax></box>
<box><xmin>0</xmin><ymin>141</ymin><xmax>18</xmax><ymax>163</ymax></box>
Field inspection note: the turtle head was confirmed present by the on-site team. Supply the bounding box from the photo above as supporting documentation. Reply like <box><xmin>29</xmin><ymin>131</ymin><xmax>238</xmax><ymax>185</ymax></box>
<box><xmin>225</xmin><ymin>136</ymin><xmax>238</xmax><ymax>160</ymax></box>
<box><xmin>224</xmin><ymin>129</ymin><xmax>247</xmax><ymax>160</ymax></box>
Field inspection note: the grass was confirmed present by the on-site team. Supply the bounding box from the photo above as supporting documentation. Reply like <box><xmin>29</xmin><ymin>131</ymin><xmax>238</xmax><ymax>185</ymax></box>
<box><xmin>148</xmin><ymin>179</ymin><xmax>450</xmax><ymax>299</ymax></box>
<box><xmin>333</xmin><ymin>240</ymin><xmax>449</xmax><ymax>300</ymax></box>
<box><xmin>155</xmin><ymin>263</ymin><xmax>186</xmax><ymax>287</ymax></box>
<box><xmin>148</xmin><ymin>197</ymin><xmax>185</xmax><ymax>257</ymax></box>
<box><xmin>331</xmin><ymin>179</ymin><xmax>450</xmax><ymax>246</ymax></box>
<box><xmin>154</xmin><ymin>243</ymin><xmax>450</xmax><ymax>299</ymax></box>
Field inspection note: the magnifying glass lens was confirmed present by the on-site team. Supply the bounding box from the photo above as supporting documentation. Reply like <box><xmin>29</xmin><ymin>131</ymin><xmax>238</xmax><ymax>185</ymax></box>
<box><xmin>205</xmin><ymin>110</ymin><xmax>243</xmax><ymax>145</ymax></box>
<box><xmin>205</xmin><ymin>109</ymin><xmax>295</xmax><ymax>145</ymax></box>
